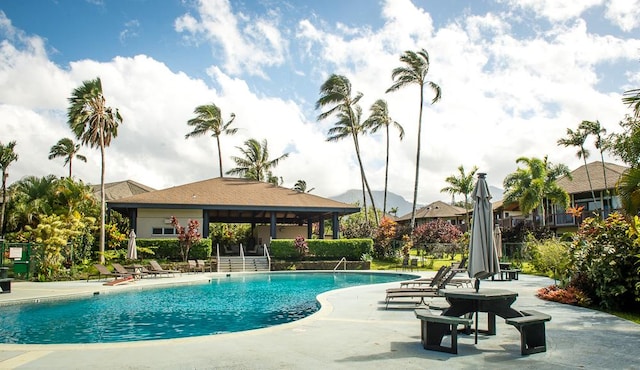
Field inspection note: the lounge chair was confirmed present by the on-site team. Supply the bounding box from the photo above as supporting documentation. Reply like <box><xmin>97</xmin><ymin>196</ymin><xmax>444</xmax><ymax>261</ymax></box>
<box><xmin>148</xmin><ymin>260</ymin><xmax>181</xmax><ymax>276</ymax></box>
<box><xmin>112</xmin><ymin>263</ymin><xmax>145</xmax><ymax>279</ymax></box>
<box><xmin>196</xmin><ymin>259</ymin><xmax>209</xmax><ymax>272</ymax></box>
<box><xmin>399</xmin><ymin>266</ymin><xmax>449</xmax><ymax>288</ymax></box>
<box><xmin>187</xmin><ymin>260</ymin><xmax>198</xmax><ymax>273</ymax></box>
<box><xmin>385</xmin><ymin>270</ymin><xmax>461</xmax><ymax>309</ymax></box>
<box><xmin>88</xmin><ymin>264</ymin><xmax>130</xmax><ymax>281</ymax></box>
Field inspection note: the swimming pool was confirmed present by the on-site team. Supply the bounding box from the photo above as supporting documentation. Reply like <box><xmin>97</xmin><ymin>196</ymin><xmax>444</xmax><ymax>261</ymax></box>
<box><xmin>0</xmin><ymin>272</ymin><xmax>411</xmax><ymax>344</ymax></box>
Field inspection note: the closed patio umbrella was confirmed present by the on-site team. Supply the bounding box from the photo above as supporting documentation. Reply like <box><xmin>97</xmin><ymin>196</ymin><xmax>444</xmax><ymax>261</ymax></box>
<box><xmin>468</xmin><ymin>173</ymin><xmax>501</xmax><ymax>292</ymax></box>
<box><xmin>493</xmin><ymin>224</ymin><xmax>503</xmax><ymax>259</ymax></box>
<box><xmin>127</xmin><ymin>229</ymin><xmax>137</xmax><ymax>260</ymax></box>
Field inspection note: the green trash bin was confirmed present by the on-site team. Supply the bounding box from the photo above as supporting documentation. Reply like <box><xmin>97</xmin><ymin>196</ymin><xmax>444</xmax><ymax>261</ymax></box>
<box><xmin>13</xmin><ymin>260</ymin><xmax>29</xmax><ymax>274</ymax></box>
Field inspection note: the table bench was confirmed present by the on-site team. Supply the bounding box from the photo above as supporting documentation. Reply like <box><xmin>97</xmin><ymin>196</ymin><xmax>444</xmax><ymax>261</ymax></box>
<box><xmin>505</xmin><ymin>309</ymin><xmax>551</xmax><ymax>355</ymax></box>
<box><xmin>0</xmin><ymin>278</ymin><xmax>13</xmax><ymax>293</ymax></box>
<box><xmin>415</xmin><ymin>309</ymin><xmax>473</xmax><ymax>354</ymax></box>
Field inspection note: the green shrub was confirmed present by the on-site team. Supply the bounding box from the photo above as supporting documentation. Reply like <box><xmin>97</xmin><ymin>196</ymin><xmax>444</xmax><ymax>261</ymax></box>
<box><xmin>569</xmin><ymin>212</ymin><xmax>640</xmax><ymax>310</ymax></box>
<box><xmin>270</xmin><ymin>239</ymin><xmax>373</xmax><ymax>260</ymax></box>
<box><xmin>134</xmin><ymin>238</ymin><xmax>211</xmax><ymax>260</ymax></box>
<box><xmin>526</xmin><ymin>235</ymin><xmax>571</xmax><ymax>284</ymax></box>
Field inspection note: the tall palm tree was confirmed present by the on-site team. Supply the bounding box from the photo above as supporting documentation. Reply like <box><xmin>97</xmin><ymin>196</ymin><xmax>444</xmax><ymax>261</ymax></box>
<box><xmin>557</xmin><ymin>127</ymin><xmax>597</xmax><ymax>206</ymax></box>
<box><xmin>617</xmin><ymin>167</ymin><xmax>640</xmax><ymax>216</ymax></box>
<box><xmin>293</xmin><ymin>180</ymin><xmax>314</xmax><ymax>193</ymax></box>
<box><xmin>363</xmin><ymin>99</ymin><xmax>404</xmax><ymax>216</ymax></box>
<box><xmin>386</xmin><ymin>48</ymin><xmax>441</xmax><ymax>231</ymax></box>
<box><xmin>503</xmin><ymin>156</ymin><xmax>570</xmax><ymax>226</ymax></box>
<box><xmin>185</xmin><ymin>103</ymin><xmax>237</xmax><ymax>177</ymax></box>
<box><xmin>68</xmin><ymin>77</ymin><xmax>123</xmax><ymax>264</ymax></box>
<box><xmin>0</xmin><ymin>140</ymin><xmax>18</xmax><ymax>236</ymax></box>
<box><xmin>440</xmin><ymin>165</ymin><xmax>478</xmax><ymax>228</ymax></box>
<box><xmin>226</xmin><ymin>138</ymin><xmax>288</xmax><ymax>181</ymax></box>
<box><xmin>48</xmin><ymin>138</ymin><xmax>87</xmax><ymax>178</ymax></box>
<box><xmin>579</xmin><ymin>120</ymin><xmax>609</xmax><ymax>206</ymax></box>
<box><xmin>316</xmin><ymin>74</ymin><xmax>379</xmax><ymax>225</ymax></box>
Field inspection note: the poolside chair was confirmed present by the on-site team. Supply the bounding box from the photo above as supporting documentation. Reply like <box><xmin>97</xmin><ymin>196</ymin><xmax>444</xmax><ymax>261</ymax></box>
<box><xmin>188</xmin><ymin>260</ymin><xmax>198</xmax><ymax>273</ymax></box>
<box><xmin>385</xmin><ymin>269</ymin><xmax>461</xmax><ymax>309</ymax></box>
<box><xmin>112</xmin><ymin>263</ymin><xmax>145</xmax><ymax>279</ymax></box>
<box><xmin>399</xmin><ymin>266</ymin><xmax>449</xmax><ymax>288</ymax></box>
<box><xmin>88</xmin><ymin>264</ymin><xmax>129</xmax><ymax>281</ymax></box>
<box><xmin>196</xmin><ymin>259</ymin><xmax>208</xmax><ymax>272</ymax></box>
<box><xmin>148</xmin><ymin>260</ymin><xmax>181</xmax><ymax>276</ymax></box>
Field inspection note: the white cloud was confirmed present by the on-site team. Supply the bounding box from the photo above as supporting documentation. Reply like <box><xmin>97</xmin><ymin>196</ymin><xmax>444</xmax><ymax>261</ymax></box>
<box><xmin>605</xmin><ymin>0</ymin><xmax>640</xmax><ymax>32</ymax></box>
<box><xmin>499</xmin><ymin>0</ymin><xmax>602</xmax><ymax>21</ymax></box>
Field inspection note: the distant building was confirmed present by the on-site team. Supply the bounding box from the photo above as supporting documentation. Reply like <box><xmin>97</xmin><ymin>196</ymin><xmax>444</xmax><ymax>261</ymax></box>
<box><xmin>396</xmin><ymin>200</ymin><xmax>468</xmax><ymax>230</ymax></box>
<box><xmin>91</xmin><ymin>180</ymin><xmax>156</xmax><ymax>201</ymax></box>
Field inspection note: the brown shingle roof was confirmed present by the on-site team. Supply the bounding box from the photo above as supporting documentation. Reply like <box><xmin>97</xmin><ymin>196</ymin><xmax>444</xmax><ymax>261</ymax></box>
<box><xmin>556</xmin><ymin>161</ymin><xmax>627</xmax><ymax>194</ymax></box>
<box><xmin>396</xmin><ymin>200</ymin><xmax>467</xmax><ymax>221</ymax></box>
<box><xmin>92</xmin><ymin>180</ymin><xmax>156</xmax><ymax>201</ymax></box>
<box><xmin>108</xmin><ymin>177</ymin><xmax>359</xmax><ymax>213</ymax></box>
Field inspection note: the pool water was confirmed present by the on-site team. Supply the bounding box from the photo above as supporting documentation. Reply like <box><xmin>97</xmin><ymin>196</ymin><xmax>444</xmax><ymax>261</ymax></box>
<box><xmin>0</xmin><ymin>272</ymin><xmax>409</xmax><ymax>344</ymax></box>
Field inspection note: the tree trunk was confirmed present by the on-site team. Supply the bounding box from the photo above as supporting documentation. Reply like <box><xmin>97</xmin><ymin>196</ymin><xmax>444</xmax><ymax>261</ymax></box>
<box><xmin>99</xmin><ymin>129</ymin><xmax>106</xmax><ymax>265</ymax></box>
<box><xmin>216</xmin><ymin>135</ymin><xmax>223</xmax><ymax>178</ymax></box>
<box><xmin>410</xmin><ymin>86</ymin><xmax>425</xmax><ymax>231</ymax></box>
<box><xmin>383</xmin><ymin>124</ymin><xmax>390</xmax><ymax>217</ymax></box>
<box><xmin>0</xmin><ymin>171</ymin><xmax>7</xmax><ymax>237</ymax></box>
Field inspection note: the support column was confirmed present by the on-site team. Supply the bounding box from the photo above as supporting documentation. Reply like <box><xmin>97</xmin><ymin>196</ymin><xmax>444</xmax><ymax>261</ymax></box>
<box><xmin>332</xmin><ymin>212</ymin><xmax>339</xmax><ymax>239</ymax></box>
<box><xmin>318</xmin><ymin>215</ymin><xmax>325</xmax><ymax>239</ymax></box>
<box><xmin>202</xmin><ymin>210</ymin><xmax>209</xmax><ymax>239</ymax></box>
<box><xmin>307</xmin><ymin>218</ymin><xmax>313</xmax><ymax>239</ymax></box>
<box><xmin>270</xmin><ymin>213</ymin><xmax>277</xmax><ymax>240</ymax></box>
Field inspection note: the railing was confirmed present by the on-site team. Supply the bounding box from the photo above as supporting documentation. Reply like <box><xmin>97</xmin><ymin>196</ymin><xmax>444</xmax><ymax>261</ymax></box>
<box><xmin>240</xmin><ymin>243</ymin><xmax>245</xmax><ymax>271</ymax></box>
<box><xmin>215</xmin><ymin>243</ymin><xmax>220</xmax><ymax>273</ymax></box>
<box><xmin>333</xmin><ymin>257</ymin><xmax>347</xmax><ymax>271</ymax></box>
<box><xmin>263</xmin><ymin>244</ymin><xmax>271</xmax><ymax>271</ymax></box>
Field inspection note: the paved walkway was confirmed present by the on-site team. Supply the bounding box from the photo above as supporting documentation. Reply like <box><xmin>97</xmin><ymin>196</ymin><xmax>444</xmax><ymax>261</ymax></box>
<box><xmin>0</xmin><ymin>272</ymin><xmax>639</xmax><ymax>369</ymax></box>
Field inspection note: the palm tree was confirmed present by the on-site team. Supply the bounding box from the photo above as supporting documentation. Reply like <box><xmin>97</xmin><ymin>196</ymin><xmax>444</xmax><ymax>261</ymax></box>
<box><xmin>557</xmin><ymin>127</ymin><xmax>597</xmax><ymax>206</ymax></box>
<box><xmin>8</xmin><ymin>175</ymin><xmax>58</xmax><ymax>229</ymax></box>
<box><xmin>185</xmin><ymin>103</ymin><xmax>237</xmax><ymax>177</ymax></box>
<box><xmin>68</xmin><ymin>77</ymin><xmax>123</xmax><ymax>264</ymax></box>
<box><xmin>363</xmin><ymin>99</ymin><xmax>404</xmax><ymax>216</ymax></box>
<box><xmin>0</xmin><ymin>140</ymin><xmax>18</xmax><ymax>236</ymax></box>
<box><xmin>386</xmin><ymin>48</ymin><xmax>441</xmax><ymax>231</ymax></box>
<box><xmin>503</xmin><ymin>156</ymin><xmax>570</xmax><ymax>226</ymax></box>
<box><xmin>617</xmin><ymin>167</ymin><xmax>640</xmax><ymax>216</ymax></box>
<box><xmin>623</xmin><ymin>88</ymin><xmax>640</xmax><ymax>119</ymax></box>
<box><xmin>316</xmin><ymin>74</ymin><xmax>379</xmax><ymax>225</ymax></box>
<box><xmin>579</xmin><ymin>120</ymin><xmax>609</xmax><ymax>207</ymax></box>
<box><xmin>293</xmin><ymin>180</ymin><xmax>314</xmax><ymax>193</ymax></box>
<box><xmin>440</xmin><ymin>165</ymin><xmax>478</xmax><ymax>228</ymax></box>
<box><xmin>226</xmin><ymin>138</ymin><xmax>288</xmax><ymax>181</ymax></box>
<box><xmin>48</xmin><ymin>138</ymin><xmax>87</xmax><ymax>178</ymax></box>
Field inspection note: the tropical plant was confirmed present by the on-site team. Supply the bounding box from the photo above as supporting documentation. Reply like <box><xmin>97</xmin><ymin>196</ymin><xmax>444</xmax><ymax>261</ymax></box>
<box><xmin>293</xmin><ymin>179</ymin><xmax>314</xmax><ymax>193</ymax></box>
<box><xmin>526</xmin><ymin>235</ymin><xmax>571</xmax><ymax>284</ymax></box>
<box><xmin>170</xmin><ymin>216</ymin><xmax>202</xmax><ymax>262</ymax></box>
<box><xmin>372</xmin><ymin>216</ymin><xmax>398</xmax><ymax>258</ymax></box>
<box><xmin>226</xmin><ymin>138</ymin><xmax>288</xmax><ymax>181</ymax></box>
<box><xmin>579</xmin><ymin>120</ymin><xmax>609</xmax><ymax>200</ymax></box>
<box><xmin>293</xmin><ymin>235</ymin><xmax>309</xmax><ymax>257</ymax></box>
<box><xmin>0</xmin><ymin>140</ymin><xmax>18</xmax><ymax>236</ymax></box>
<box><xmin>185</xmin><ymin>103</ymin><xmax>237</xmax><ymax>177</ymax></box>
<box><xmin>48</xmin><ymin>138</ymin><xmax>87</xmax><ymax>178</ymax></box>
<box><xmin>440</xmin><ymin>165</ymin><xmax>478</xmax><ymax>228</ymax></box>
<box><xmin>68</xmin><ymin>77</ymin><xmax>123</xmax><ymax>264</ymax></box>
<box><xmin>606</xmin><ymin>115</ymin><xmax>640</xmax><ymax>215</ymax></box>
<box><xmin>503</xmin><ymin>156</ymin><xmax>570</xmax><ymax>226</ymax></box>
<box><xmin>363</xmin><ymin>99</ymin><xmax>404</xmax><ymax>216</ymax></box>
<box><xmin>316</xmin><ymin>74</ymin><xmax>379</xmax><ymax>225</ymax></box>
<box><xmin>569</xmin><ymin>212</ymin><xmax>640</xmax><ymax>310</ymax></box>
<box><xmin>386</xmin><ymin>48</ymin><xmax>441</xmax><ymax>231</ymax></box>
<box><xmin>6</xmin><ymin>175</ymin><xmax>58</xmax><ymax>230</ymax></box>
<box><xmin>412</xmin><ymin>219</ymin><xmax>462</xmax><ymax>259</ymax></box>
<box><xmin>558</xmin><ymin>127</ymin><xmax>596</xmax><ymax>205</ymax></box>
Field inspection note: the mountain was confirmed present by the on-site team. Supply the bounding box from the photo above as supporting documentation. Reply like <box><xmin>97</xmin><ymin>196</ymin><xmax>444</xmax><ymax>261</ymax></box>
<box><xmin>330</xmin><ymin>186</ymin><xmax>504</xmax><ymax>218</ymax></box>
<box><xmin>330</xmin><ymin>190</ymin><xmax>419</xmax><ymax>217</ymax></box>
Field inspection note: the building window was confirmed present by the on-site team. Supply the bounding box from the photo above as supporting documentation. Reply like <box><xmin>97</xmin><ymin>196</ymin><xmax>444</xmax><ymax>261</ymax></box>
<box><xmin>152</xmin><ymin>227</ymin><xmax>176</xmax><ymax>235</ymax></box>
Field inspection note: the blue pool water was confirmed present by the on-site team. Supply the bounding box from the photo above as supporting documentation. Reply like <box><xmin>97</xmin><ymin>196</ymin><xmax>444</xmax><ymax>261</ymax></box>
<box><xmin>0</xmin><ymin>272</ymin><xmax>410</xmax><ymax>344</ymax></box>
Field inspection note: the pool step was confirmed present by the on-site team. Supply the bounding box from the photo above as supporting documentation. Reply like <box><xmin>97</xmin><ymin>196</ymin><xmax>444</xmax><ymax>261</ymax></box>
<box><xmin>217</xmin><ymin>256</ymin><xmax>270</xmax><ymax>272</ymax></box>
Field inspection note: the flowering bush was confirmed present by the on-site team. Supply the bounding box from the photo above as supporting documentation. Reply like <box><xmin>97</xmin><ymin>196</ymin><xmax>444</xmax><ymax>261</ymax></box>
<box><xmin>537</xmin><ymin>285</ymin><xmax>591</xmax><ymax>306</ymax></box>
<box><xmin>294</xmin><ymin>235</ymin><xmax>309</xmax><ymax>257</ymax></box>
<box><xmin>372</xmin><ymin>217</ymin><xmax>397</xmax><ymax>258</ymax></box>
<box><xmin>170</xmin><ymin>216</ymin><xmax>201</xmax><ymax>262</ymax></box>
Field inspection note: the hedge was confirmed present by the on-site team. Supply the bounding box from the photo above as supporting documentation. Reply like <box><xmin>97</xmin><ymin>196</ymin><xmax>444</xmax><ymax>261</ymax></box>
<box><xmin>133</xmin><ymin>238</ymin><xmax>212</xmax><ymax>260</ymax></box>
<box><xmin>269</xmin><ymin>238</ymin><xmax>373</xmax><ymax>260</ymax></box>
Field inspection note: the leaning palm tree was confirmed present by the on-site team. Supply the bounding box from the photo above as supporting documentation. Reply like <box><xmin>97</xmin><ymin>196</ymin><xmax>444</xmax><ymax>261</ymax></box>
<box><xmin>363</xmin><ymin>99</ymin><xmax>404</xmax><ymax>216</ymax></box>
<box><xmin>68</xmin><ymin>77</ymin><xmax>123</xmax><ymax>264</ymax></box>
<box><xmin>503</xmin><ymin>156</ymin><xmax>570</xmax><ymax>226</ymax></box>
<box><xmin>226</xmin><ymin>138</ymin><xmax>288</xmax><ymax>182</ymax></box>
<box><xmin>440</xmin><ymin>165</ymin><xmax>478</xmax><ymax>228</ymax></box>
<box><xmin>0</xmin><ymin>140</ymin><xmax>18</xmax><ymax>236</ymax></box>
<box><xmin>316</xmin><ymin>74</ymin><xmax>379</xmax><ymax>225</ymax></box>
<box><xmin>48</xmin><ymin>138</ymin><xmax>87</xmax><ymax>178</ymax></box>
<box><xmin>185</xmin><ymin>103</ymin><xmax>237</xmax><ymax>177</ymax></box>
<box><xmin>580</xmin><ymin>120</ymin><xmax>609</xmax><ymax>205</ymax></box>
<box><xmin>557</xmin><ymin>127</ymin><xmax>597</xmax><ymax>206</ymax></box>
<box><xmin>386</xmin><ymin>48</ymin><xmax>441</xmax><ymax>231</ymax></box>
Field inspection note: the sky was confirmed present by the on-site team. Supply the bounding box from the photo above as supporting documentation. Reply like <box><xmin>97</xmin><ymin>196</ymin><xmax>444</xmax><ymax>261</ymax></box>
<box><xmin>1</xmin><ymin>0</ymin><xmax>639</xmax><ymax>213</ymax></box>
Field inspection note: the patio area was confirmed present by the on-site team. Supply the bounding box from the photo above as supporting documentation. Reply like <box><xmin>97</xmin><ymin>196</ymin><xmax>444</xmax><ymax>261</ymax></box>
<box><xmin>0</xmin><ymin>272</ymin><xmax>638</xmax><ymax>369</ymax></box>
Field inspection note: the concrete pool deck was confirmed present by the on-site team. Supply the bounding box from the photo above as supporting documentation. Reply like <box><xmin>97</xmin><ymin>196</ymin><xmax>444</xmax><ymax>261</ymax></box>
<box><xmin>0</xmin><ymin>271</ymin><xmax>639</xmax><ymax>369</ymax></box>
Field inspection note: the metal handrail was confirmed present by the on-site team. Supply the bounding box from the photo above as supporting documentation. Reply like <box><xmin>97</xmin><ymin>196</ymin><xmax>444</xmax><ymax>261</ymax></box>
<box><xmin>240</xmin><ymin>243</ymin><xmax>245</xmax><ymax>271</ymax></box>
<box><xmin>215</xmin><ymin>243</ymin><xmax>220</xmax><ymax>273</ymax></box>
<box><xmin>263</xmin><ymin>244</ymin><xmax>271</xmax><ymax>271</ymax></box>
<box><xmin>333</xmin><ymin>257</ymin><xmax>347</xmax><ymax>271</ymax></box>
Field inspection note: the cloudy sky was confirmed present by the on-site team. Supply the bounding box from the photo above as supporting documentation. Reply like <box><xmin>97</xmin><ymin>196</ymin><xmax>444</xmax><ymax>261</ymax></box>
<box><xmin>1</xmin><ymin>0</ymin><xmax>639</xmax><ymax>210</ymax></box>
